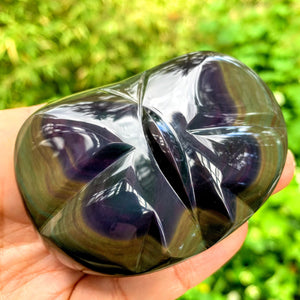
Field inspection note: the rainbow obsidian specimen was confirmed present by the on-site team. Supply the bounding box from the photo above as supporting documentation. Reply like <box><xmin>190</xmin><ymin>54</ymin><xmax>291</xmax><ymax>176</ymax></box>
<box><xmin>15</xmin><ymin>52</ymin><xmax>287</xmax><ymax>276</ymax></box>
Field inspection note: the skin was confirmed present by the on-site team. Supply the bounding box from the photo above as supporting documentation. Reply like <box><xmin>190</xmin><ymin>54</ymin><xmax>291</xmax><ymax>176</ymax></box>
<box><xmin>0</xmin><ymin>105</ymin><xmax>295</xmax><ymax>300</ymax></box>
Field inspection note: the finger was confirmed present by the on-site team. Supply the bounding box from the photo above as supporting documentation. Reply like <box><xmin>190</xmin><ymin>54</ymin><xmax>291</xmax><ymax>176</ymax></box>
<box><xmin>70</xmin><ymin>223</ymin><xmax>248</xmax><ymax>300</ymax></box>
<box><xmin>0</xmin><ymin>105</ymin><xmax>43</xmax><ymax>222</ymax></box>
<box><xmin>272</xmin><ymin>150</ymin><xmax>295</xmax><ymax>195</ymax></box>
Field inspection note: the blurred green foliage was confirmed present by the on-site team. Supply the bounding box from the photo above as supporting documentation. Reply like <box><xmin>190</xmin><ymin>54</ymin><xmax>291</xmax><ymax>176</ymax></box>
<box><xmin>1</xmin><ymin>0</ymin><xmax>299</xmax><ymax>299</ymax></box>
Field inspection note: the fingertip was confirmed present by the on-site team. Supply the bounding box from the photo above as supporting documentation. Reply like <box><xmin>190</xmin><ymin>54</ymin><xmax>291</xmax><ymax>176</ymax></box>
<box><xmin>272</xmin><ymin>150</ymin><xmax>296</xmax><ymax>194</ymax></box>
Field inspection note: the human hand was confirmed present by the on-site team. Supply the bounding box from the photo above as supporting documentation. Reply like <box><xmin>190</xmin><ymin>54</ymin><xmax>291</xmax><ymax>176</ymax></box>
<box><xmin>1</xmin><ymin>105</ymin><xmax>295</xmax><ymax>300</ymax></box>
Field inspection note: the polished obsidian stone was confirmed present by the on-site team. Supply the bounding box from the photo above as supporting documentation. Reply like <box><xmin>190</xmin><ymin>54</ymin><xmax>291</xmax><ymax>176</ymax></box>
<box><xmin>15</xmin><ymin>52</ymin><xmax>287</xmax><ymax>276</ymax></box>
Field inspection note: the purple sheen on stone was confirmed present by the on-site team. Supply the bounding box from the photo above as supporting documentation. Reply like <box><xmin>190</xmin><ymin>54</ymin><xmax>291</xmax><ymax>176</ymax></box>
<box><xmin>14</xmin><ymin>51</ymin><xmax>287</xmax><ymax>276</ymax></box>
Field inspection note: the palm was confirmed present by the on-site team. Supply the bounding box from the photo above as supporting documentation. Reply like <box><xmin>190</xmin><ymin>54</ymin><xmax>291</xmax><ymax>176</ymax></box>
<box><xmin>1</xmin><ymin>106</ymin><xmax>294</xmax><ymax>300</ymax></box>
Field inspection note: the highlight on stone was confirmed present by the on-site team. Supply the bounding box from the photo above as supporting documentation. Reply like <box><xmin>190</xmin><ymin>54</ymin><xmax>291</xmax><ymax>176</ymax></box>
<box><xmin>14</xmin><ymin>52</ymin><xmax>287</xmax><ymax>276</ymax></box>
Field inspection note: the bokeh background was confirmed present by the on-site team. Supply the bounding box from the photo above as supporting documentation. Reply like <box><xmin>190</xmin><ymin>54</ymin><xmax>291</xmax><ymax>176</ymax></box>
<box><xmin>1</xmin><ymin>0</ymin><xmax>299</xmax><ymax>299</ymax></box>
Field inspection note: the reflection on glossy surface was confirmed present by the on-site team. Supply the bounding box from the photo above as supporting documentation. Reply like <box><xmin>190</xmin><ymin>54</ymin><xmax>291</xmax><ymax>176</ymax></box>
<box><xmin>15</xmin><ymin>52</ymin><xmax>287</xmax><ymax>276</ymax></box>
